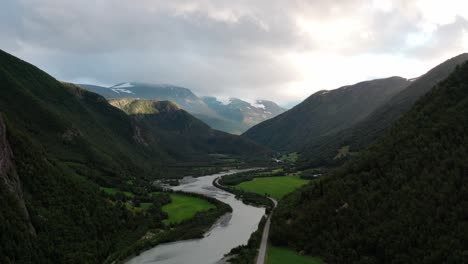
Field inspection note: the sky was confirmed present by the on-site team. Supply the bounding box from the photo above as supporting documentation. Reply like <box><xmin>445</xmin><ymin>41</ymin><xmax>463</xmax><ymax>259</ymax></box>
<box><xmin>1</xmin><ymin>0</ymin><xmax>468</xmax><ymax>107</ymax></box>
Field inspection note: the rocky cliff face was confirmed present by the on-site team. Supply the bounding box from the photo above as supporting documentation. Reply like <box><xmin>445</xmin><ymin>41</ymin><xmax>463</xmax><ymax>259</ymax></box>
<box><xmin>0</xmin><ymin>114</ymin><xmax>35</xmax><ymax>235</ymax></box>
<box><xmin>0</xmin><ymin>115</ymin><xmax>13</xmax><ymax>176</ymax></box>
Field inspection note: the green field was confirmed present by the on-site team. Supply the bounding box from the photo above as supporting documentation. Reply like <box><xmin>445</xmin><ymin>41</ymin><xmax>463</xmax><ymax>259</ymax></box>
<box><xmin>162</xmin><ymin>194</ymin><xmax>216</xmax><ymax>225</ymax></box>
<box><xmin>267</xmin><ymin>247</ymin><xmax>323</xmax><ymax>264</ymax></box>
<box><xmin>234</xmin><ymin>176</ymin><xmax>308</xmax><ymax>200</ymax></box>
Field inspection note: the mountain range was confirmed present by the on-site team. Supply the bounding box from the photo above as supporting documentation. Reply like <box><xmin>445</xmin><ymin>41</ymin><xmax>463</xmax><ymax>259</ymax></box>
<box><xmin>80</xmin><ymin>82</ymin><xmax>286</xmax><ymax>134</ymax></box>
<box><xmin>298</xmin><ymin>53</ymin><xmax>468</xmax><ymax>167</ymax></box>
<box><xmin>243</xmin><ymin>76</ymin><xmax>411</xmax><ymax>151</ymax></box>
<box><xmin>108</xmin><ymin>98</ymin><xmax>269</xmax><ymax>162</ymax></box>
<box><xmin>243</xmin><ymin>53</ymin><xmax>468</xmax><ymax>169</ymax></box>
<box><xmin>271</xmin><ymin>57</ymin><xmax>468</xmax><ymax>264</ymax></box>
<box><xmin>2</xmin><ymin>44</ymin><xmax>468</xmax><ymax>264</ymax></box>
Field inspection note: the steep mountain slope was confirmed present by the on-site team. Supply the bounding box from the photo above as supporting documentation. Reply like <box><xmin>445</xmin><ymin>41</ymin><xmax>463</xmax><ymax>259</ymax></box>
<box><xmin>109</xmin><ymin>98</ymin><xmax>270</xmax><ymax>162</ymax></box>
<box><xmin>0</xmin><ymin>50</ymin><xmax>174</xmax><ymax>263</ymax></box>
<box><xmin>243</xmin><ymin>76</ymin><xmax>410</xmax><ymax>151</ymax></box>
<box><xmin>271</xmin><ymin>61</ymin><xmax>468</xmax><ymax>263</ymax></box>
<box><xmin>82</xmin><ymin>83</ymin><xmax>285</xmax><ymax>134</ymax></box>
<box><xmin>300</xmin><ymin>53</ymin><xmax>468</xmax><ymax>167</ymax></box>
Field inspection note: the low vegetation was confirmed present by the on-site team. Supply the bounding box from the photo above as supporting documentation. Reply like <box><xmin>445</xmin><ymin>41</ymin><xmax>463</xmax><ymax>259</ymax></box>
<box><xmin>234</xmin><ymin>175</ymin><xmax>309</xmax><ymax>200</ymax></box>
<box><xmin>162</xmin><ymin>194</ymin><xmax>216</xmax><ymax>225</ymax></box>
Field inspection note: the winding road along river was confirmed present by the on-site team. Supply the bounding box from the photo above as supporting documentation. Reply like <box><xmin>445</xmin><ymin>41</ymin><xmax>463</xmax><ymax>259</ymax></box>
<box><xmin>127</xmin><ymin>170</ymin><xmax>265</xmax><ymax>264</ymax></box>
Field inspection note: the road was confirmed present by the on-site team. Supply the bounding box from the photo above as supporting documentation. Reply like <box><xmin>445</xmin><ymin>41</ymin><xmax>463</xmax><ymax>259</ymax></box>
<box><xmin>214</xmin><ymin>175</ymin><xmax>278</xmax><ymax>264</ymax></box>
<box><xmin>256</xmin><ymin>197</ymin><xmax>278</xmax><ymax>264</ymax></box>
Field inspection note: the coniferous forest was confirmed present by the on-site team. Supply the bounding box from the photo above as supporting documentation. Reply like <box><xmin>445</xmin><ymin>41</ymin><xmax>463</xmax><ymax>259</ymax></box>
<box><xmin>271</xmin><ymin>62</ymin><xmax>468</xmax><ymax>263</ymax></box>
<box><xmin>2</xmin><ymin>2</ymin><xmax>468</xmax><ymax>263</ymax></box>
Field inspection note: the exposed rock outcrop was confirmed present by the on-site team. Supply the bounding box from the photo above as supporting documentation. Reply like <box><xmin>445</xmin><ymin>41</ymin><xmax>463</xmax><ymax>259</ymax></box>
<box><xmin>61</xmin><ymin>128</ymin><xmax>82</xmax><ymax>143</ymax></box>
<box><xmin>0</xmin><ymin>114</ymin><xmax>36</xmax><ymax>235</ymax></box>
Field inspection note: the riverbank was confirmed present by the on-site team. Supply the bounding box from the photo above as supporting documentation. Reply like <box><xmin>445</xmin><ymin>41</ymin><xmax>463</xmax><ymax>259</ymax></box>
<box><xmin>106</xmin><ymin>190</ymin><xmax>231</xmax><ymax>263</ymax></box>
<box><xmin>124</xmin><ymin>170</ymin><xmax>265</xmax><ymax>264</ymax></box>
<box><xmin>214</xmin><ymin>171</ymin><xmax>277</xmax><ymax>264</ymax></box>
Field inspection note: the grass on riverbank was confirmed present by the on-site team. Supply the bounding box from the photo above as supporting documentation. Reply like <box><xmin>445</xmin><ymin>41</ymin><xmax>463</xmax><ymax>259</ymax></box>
<box><xmin>162</xmin><ymin>194</ymin><xmax>216</xmax><ymax>225</ymax></box>
<box><xmin>267</xmin><ymin>247</ymin><xmax>323</xmax><ymax>264</ymax></box>
<box><xmin>234</xmin><ymin>176</ymin><xmax>308</xmax><ymax>200</ymax></box>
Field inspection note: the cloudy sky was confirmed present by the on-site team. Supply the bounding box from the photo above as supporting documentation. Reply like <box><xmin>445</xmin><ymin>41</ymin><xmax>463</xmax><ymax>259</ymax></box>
<box><xmin>1</xmin><ymin>0</ymin><xmax>467</xmax><ymax>106</ymax></box>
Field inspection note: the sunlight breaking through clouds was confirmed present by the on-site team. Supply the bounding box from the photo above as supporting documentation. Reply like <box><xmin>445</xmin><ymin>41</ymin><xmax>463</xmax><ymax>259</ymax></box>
<box><xmin>0</xmin><ymin>0</ymin><xmax>467</xmax><ymax>106</ymax></box>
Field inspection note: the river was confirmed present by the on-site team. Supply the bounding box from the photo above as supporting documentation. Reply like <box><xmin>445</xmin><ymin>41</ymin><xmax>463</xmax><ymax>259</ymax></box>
<box><xmin>126</xmin><ymin>170</ymin><xmax>265</xmax><ymax>264</ymax></box>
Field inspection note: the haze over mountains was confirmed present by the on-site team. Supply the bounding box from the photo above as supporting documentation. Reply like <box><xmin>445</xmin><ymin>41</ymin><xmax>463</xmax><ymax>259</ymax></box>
<box><xmin>244</xmin><ymin>53</ymin><xmax>468</xmax><ymax>166</ymax></box>
<box><xmin>299</xmin><ymin>53</ymin><xmax>468</xmax><ymax>167</ymax></box>
<box><xmin>108</xmin><ymin>98</ymin><xmax>269</xmax><ymax>162</ymax></box>
<box><xmin>80</xmin><ymin>82</ymin><xmax>286</xmax><ymax>134</ymax></box>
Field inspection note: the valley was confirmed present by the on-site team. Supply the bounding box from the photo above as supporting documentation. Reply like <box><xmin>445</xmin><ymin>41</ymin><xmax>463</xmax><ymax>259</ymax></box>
<box><xmin>0</xmin><ymin>12</ymin><xmax>468</xmax><ymax>264</ymax></box>
<box><xmin>126</xmin><ymin>170</ymin><xmax>266</xmax><ymax>264</ymax></box>
<box><xmin>81</xmin><ymin>83</ymin><xmax>286</xmax><ymax>134</ymax></box>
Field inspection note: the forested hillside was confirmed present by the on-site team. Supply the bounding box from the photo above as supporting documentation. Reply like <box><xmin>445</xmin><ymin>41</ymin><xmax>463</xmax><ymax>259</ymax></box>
<box><xmin>0</xmin><ymin>49</ymin><xmax>266</xmax><ymax>263</ymax></box>
<box><xmin>299</xmin><ymin>53</ymin><xmax>468</xmax><ymax>168</ymax></box>
<box><xmin>109</xmin><ymin>98</ymin><xmax>270</xmax><ymax>162</ymax></box>
<box><xmin>0</xmin><ymin>49</ymin><xmax>177</xmax><ymax>263</ymax></box>
<box><xmin>271</xmin><ymin>62</ymin><xmax>468</xmax><ymax>263</ymax></box>
<box><xmin>243</xmin><ymin>77</ymin><xmax>410</xmax><ymax>151</ymax></box>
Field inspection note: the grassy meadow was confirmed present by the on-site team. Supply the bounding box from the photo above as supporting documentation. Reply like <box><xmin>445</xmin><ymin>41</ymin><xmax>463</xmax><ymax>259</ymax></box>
<box><xmin>234</xmin><ymin>175</ymin><xmax>308</xmax><ymax>200</ymax></box>
<box><xmin>162</xmin><ymin>194</ymin><xmax>216</xmax><ymax>225</ymax></box>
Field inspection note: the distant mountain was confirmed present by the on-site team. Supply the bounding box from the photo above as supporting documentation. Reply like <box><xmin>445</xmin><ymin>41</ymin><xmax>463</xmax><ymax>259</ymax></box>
<box><xmin>81</xmin><ymin>82</ymin><xmax>216</xmax><ymax>115</ymax></box>
<box><xmin>243</xmin><ymin>76</ymin><xmax>411</xmax><ymax>151</ymax></box>
<box><xmin>202</xmin><ymin>97</ymin><xmax>286</xmax><ymax>131</ymax></box>
<box><xmin>109</xmin><ymin>98</ymin><xmax>270</xmax><ymax>162</ymax></box>
<box><xmin>81</xmin><ymin>82</ymin><xmax>285</xmax><ymax>134</ymax></box>
<box><xmin>299</xmin><ymin>53</ymin><xmax>468</xmax><ymax>167</ymax></box>
<box><xmin>271</xmin><ymin>59</ymin><xmax>468</xmax><ymax>264</ymax></box>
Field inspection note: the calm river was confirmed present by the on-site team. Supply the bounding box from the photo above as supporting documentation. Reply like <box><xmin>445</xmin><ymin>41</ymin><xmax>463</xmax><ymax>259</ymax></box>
<box><xmin>126</xmin><ymin>170</ymin><xmax>265</xmax><ymax>264</ymax></box>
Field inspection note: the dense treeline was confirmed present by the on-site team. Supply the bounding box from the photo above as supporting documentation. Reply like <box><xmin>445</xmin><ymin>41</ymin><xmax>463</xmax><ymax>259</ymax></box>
<box><xmin>271</xmin><ymin>63</ymin><xmax>468</xmax><ymax>263</ymax></box>
<box><xmin>0</xmin><ymin>119</ymin><xmax>158</xmax><ymax>263</ymax></box>
<box><xmin>108</xmin><ymin>191</ymin><xmax>232</xmax><ymax>262</ymax></box>
<box><xmin>218</xmin><ymin>169</ymin><xmax>284</xmax><ymax>186</ymax></box>
<box><xmin>214</xmin><ymin>175</ymin><xmax>274</xmax><ymax>211</ymax></box>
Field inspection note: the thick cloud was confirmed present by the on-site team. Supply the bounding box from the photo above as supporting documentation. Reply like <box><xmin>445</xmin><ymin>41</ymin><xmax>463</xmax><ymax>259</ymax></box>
<box><xmin>1</xmin><ymin>0</ymin><xmax>467</xmax><ymax>105</ymax></box>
